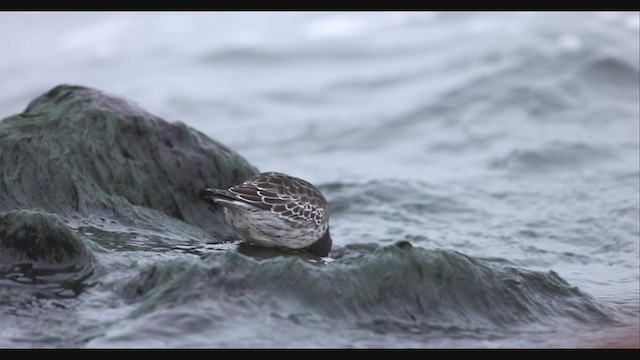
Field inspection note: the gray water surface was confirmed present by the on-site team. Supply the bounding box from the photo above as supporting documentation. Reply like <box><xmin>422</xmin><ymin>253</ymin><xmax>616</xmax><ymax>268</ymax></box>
<box><xmin>0</xmin><ymin>12</ymin><xmax>638</xmax><ymax>348</ymax></box>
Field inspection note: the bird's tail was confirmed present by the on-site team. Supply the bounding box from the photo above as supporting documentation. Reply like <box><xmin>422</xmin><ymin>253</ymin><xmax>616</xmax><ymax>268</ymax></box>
<box><xmin>200</xmin><ymin>188</ymin><xmax>258</xmax><ymax>211</ymax></box>
<box><xmin>200</xmin><ymin>188</ymin><xmax>235</xmax><ymax>204</ymax></box>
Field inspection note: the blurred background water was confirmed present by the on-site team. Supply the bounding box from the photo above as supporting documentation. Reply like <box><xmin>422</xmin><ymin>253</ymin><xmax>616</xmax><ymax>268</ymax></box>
<box><xmin>0</xmin><ymin>11</ymin><xmax>638</xmax><ymax>348</ymax></box>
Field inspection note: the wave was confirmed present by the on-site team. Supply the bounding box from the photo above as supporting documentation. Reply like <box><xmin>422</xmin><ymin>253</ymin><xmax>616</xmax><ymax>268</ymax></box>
<box><xmin>117</xmin><ymin>242</ymin><xmax>615</xmax><ymax>342</ymax></box>
<box><xmin>488</xmin><ymin>142</ymin><xmax>615</xmax><ymax>173</ymax></box>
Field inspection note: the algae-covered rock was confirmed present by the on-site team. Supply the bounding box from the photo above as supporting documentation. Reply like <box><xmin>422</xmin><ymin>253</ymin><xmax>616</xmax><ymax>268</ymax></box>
<box><xmin>0</xmin><ymin>85</ymin><xmax>258</xmax><ymax>234</ymax></box>
<box><xmin>0</xmin><ymin>209</ymin><xmax>89</xmax><ymax>268</ymax></box>
<box><xmin>0</xmin><ymin>209</ymin><xmax>94</xmax><ymax>298</ymax></box>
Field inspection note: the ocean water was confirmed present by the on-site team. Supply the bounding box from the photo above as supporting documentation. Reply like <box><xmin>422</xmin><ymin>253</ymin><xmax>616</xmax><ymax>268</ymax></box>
<box><xmin>0</xmin><ymin>11</ymin><xmax>638</xmax><ymax>348</ymax></box>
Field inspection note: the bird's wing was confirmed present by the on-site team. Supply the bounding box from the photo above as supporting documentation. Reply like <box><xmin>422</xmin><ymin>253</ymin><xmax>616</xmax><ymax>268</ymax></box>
<box><xmin>227</xmin><ymin>172</ymin><xmax>326</xmax><ymax>225</ymax></box>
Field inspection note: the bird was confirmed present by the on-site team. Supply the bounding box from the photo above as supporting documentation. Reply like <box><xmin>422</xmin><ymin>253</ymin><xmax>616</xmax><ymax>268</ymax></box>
<box><xmin>200</xmin><ymin>172</ymin><xmax>332</xmax><ymax>257</ymax></box>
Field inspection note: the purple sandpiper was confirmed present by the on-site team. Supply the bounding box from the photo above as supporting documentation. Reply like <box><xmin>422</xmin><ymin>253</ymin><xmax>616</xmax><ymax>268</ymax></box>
<box><xmin>201</xmin><ymin>172</ymin><xmax>332</xmax><ymax>257</ymax></box>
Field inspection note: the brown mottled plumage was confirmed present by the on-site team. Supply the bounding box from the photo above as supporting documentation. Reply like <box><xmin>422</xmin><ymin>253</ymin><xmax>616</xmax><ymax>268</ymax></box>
<box><xmin>200</xmin><ymin>172</ymin><xmax>332</xmax><ymax>257</ymax></box>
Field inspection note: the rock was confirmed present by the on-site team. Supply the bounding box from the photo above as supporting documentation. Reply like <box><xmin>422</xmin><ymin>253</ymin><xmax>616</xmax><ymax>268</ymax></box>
<box><xmin>0</xmin><ymin>209</ymin><xmax>94</xmax><ymax>298</ymax></box>
<box><xmin>0</xmin><ymin>209</ymin><xmax>89</xmax><ymax>268</ymax></box>
<box><xmin>0</xmin><ymin>85</ymin><xmax>258</xmax><ymax>234</ymax></box>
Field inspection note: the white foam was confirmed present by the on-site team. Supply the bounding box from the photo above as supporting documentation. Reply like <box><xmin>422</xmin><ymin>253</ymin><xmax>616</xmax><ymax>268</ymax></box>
<box><xmin>304</xmin><ymin>14</ymin><xmax>368</xmax><ymax>40</ymax></box>
<box><xmin>625</xmin><ymin>14</ymin><xmax>639</xmax><ymax>30</ymax></box>
<box><xmin>59</xmin><ymin>16</ymin><xmax>131</xmax><ymax>52</ymax></box>
<box><xmin>467</xmin><ymin>19</ymin><xmax>495</xmax><ymax>34</ymax></box>
<box><xmin>557</xmin><ymin>34</ymin><xmax>582</xmax><ymax>52</ymax></box>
